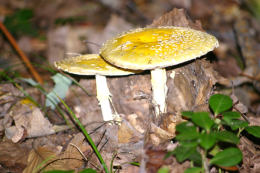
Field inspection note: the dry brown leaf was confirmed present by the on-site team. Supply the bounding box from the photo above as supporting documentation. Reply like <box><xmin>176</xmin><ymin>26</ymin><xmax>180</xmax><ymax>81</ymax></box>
<box><xmin>145</xmin><ymin>148</ymin><xmax>173</xmax><ymax>173</ymax></box>
<box><xmin>0</xmin><ymin>140</ymin><xmax>28</xmax><ymax>173</ymax></box>
<box><xmin>0</xmin><ymin>83</ymin><xmax>23</xmax><ymax>132</ymax></box>
<box><xmin>45</xmin><ymin>133</ymin><xmax>93</xmax><ymax>171</ymax></box>
<box><xmin>118</xmin><ymin>121</ymin><xmax>135</xmax><ymax>144</ymax></box>
<box><xmin>23</xmin><ymin>133</ymin><xmax>93</xmax><ymax>172</ymax></box>
<box><xmin>5</xmin><ymin>125</ymin><xmax>25</xmax><ymax>143</ymax></box>
<box><xmin>150</xmin><ymin>123</ymin><xmax>175</xmax><ymax>146</ymax></box>
<box><xmin>23</xmin><ymin>146</ymin><xmax>57</xmax><ymax>173</ymax></box>
<box><xmin>118</xmin><ymin>118</ymin><xmax>143</xmax><ymax>144</ymax></box>
<box><xmin>239</xmin><ymin>137</ymin><xmax>260</xmax><ymax>172</ymax></box>
<box><xmin>5</xmin><ymin>104</ymin><xmax>55</xmax><ymax>142</ymax></box>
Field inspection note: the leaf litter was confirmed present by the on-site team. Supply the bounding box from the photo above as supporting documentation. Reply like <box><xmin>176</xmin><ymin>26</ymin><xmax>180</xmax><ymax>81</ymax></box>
<box><xmin>0</xmin><ymin>0</ymin><xmax>260</xmax><ymax>172</ymax></box>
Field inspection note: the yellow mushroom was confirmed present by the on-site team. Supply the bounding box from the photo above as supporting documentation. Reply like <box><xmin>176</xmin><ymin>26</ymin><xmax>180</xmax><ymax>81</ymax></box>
<box><xmin>100</xmin><ymin>26</ymin><xmax>219</xmax><ymax>117</ymax></box>
<box><xmin>54</xmin><ymin>54</ymin><xmax>139</xmax><ymax>122</ymax></box>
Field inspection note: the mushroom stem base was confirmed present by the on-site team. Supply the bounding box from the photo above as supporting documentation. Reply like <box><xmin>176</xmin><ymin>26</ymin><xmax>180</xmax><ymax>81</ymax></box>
<box><xmin>96</xmin><ymin>75</ymin><xmax>114</xmax><ymax>121</ymax></box>
<box><xmin>151</xmin><ymin>68</ymin><xmax>168</xmax><ymax>117</ymax></box>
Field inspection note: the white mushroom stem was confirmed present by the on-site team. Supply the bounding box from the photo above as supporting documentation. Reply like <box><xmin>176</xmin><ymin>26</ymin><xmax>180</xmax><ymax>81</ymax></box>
<box><xmin>95</xmin><ymin>74</ymin><xmax>113</xmax><ymax>121</ymax></box>
<box><xmin>151</xmin><ymin>68</ymin><xmax>168</xmax><ymax>117</ymax></box>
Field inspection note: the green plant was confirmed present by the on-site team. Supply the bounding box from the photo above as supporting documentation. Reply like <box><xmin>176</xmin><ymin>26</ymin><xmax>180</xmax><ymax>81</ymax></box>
<box><xmin>244</xmin><ymin>0</ymin><xmax>260</xmax><ymax>19</ymax></box>
<box><xmin>167</xmin><ymin>94</ymin><xmax>260</xmax><ymax>173</ymax></box>
<box><xmin>4</xmin><ymin>8</ymin><xmax>38</xmax><ymax>37</ymax></box>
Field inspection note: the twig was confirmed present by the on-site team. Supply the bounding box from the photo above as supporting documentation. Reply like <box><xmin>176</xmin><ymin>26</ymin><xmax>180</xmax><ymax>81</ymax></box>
<box><xmin>58</xmin><ymin>96</ymin><xmax>109</xmax><ymax>172</ymax></box>
<box><xmin>69</xmin><ymin>143</ymin><xmax>101</xmax><ymax>171</ymax></box>
<box><xmin>239</xmin><ymin>72</ymin><xmax>260</xmax><ymax>82</ymax></box>
<box><xmin>0</xmin><ymin>21</ymin><xmax>43</xmax><ymax>84</ymax></box>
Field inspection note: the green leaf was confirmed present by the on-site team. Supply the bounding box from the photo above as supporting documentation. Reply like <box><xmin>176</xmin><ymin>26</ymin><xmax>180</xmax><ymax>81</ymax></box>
<box><xmin>182</xmin><ymin>111</ymin><xmax>194</xmax><ymax>118</ymax></box>
<box><xmin>4</xmin><ymin>9</ymin><xmax>38</xmax><ymax>37</ymax></box>
<box><xmin>179</xmin><ymin>141</ymin><xmax>198</xmax><ymax>147</ymax></box>
<box><xmin>165</xmin><ymin>150</ymin><xmax>174</xmax><ymax>159</ymax></box>
<box><xmin>209</xmin><ymin>145</ymin><xmax>221</xmax><ymax>156</ymax></box>
<box><xmin>176</xmin><ymin>132</ymin><xmax>200</xmax><ymax>141</ymax></box>
<box><xmin>244</xmin><ymin>0</ymin><xmax>260</xmax><ymax>19</ymax></box>
<box><xmin>188</xmin><ymin>150</ymin><xmax>202</xmax><ymax>166</ymax></box>
<box><xmin>173</xmin><ymin>145</ymin><xmax>197</xmax><ymax>162</ymax></box>
<box><xmin>210</xmin><ymin>148</ymin><xmax>242</xmax><ymax>167</ymax></box>
<box><xmin>222</xmin><ymin>111</ymin><xmax>248</xmax><ymax>130</ymax></box>
<box><xmin>191</xmin><ymin>112</ymin><xmax>214</xmax><ymax>131</ymax></box>
<box><xmin>79</xmin><ymin>168</ymin><xmax>97</xmax><ymax>173</ymax></box>
<box><xmin>46</xmin><ymin>73</ymin><xmax>72</xmax><ymax>110</ymax></box>
<box><xmin>166</xmin><ymin>145</ymin><xmax>201</xmax><ymax>165</ymax></box>
<box><xmin>215</xmin><ymin>131</ymin><xmax>239</xmax><ymax>144</ymax></box>
<box><xmin>222</xmin><ymin>111</ymin><xmax>241</xmax><ymax>121</ymax></box>
<box><xmin>184</xmin><ymin>167</ymin><xmax>202</xmax><ymax>173</ymax></box>
<box><xmin>176</xmin><ymin>122</ymin><xmax>199</xmax><ymax>140</ymax></box>
<box><xmin>245</xmin><ymin>126</ymin><xmax>260</xmax><ymax>138</ymax></box>
<box><xmin>214</xmin><ymin>118</ymin><xmax>221</xmax><ymax>125</ymax></box>
<box><xmin>209</xmin><ymin>94</ymin><xmax>233</xmax><ymax>115</ymax></box>
<box><xmin>157</xmin><ymin>166</ymin><xmax>170</xmax><ymax>173</ymax></box>
<box><xmin>228</xmin><ymin>119</ymin><xmax>249</xmax><ymax>130</ymax></box>
<box><xmin>199</xmin><ymin>133</ymin><xmax>216</xmax><ymax>150</ymax></box>
<box><xmin>176</xmin><ymin>122</ymin><xmax>197</xmax><ymax>133</ymax></box>
<box><xmin>43</xmin><ymin>170</ymin><xmax>74</xmax><ymax>173</ymax></box>
<box><xmin>130</xmin><ymin>162</ymin><xmax>140</xmax><ymax>166</ymax></box>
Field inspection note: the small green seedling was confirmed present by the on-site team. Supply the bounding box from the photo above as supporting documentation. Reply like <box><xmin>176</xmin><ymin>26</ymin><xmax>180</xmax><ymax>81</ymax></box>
<box><xmin>167</xmin><ymin>94</ymin><xmax>260</xmax><ymax>173</ymax></box>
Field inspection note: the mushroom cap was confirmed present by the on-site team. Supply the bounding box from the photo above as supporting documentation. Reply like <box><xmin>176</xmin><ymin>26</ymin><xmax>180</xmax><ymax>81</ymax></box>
<box><xmin>54</xmin><ymin>54</ymin><xmax>140</xmax><ymax>76</ymax></box>
<box><xmin>100</xmin><ymin>27</ymin><xmax>219</xmax><ymax>70</ymax></box>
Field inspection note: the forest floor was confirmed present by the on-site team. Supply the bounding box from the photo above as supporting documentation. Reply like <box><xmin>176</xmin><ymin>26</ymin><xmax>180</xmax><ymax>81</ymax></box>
<box><xmin>0</xmin><ymin>0</ymin><xmax>260</xmax><ymax>172</ymax></box>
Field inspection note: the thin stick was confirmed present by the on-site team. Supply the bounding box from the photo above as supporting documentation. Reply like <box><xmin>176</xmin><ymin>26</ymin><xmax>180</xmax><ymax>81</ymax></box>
<box><xmin>0</xmin><ymin>21</ymin><xmax>43</xmax><ymax>84</ymax></box>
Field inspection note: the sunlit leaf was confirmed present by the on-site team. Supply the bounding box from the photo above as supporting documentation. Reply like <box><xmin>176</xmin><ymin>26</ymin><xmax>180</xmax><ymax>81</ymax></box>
<box><xmin>184</xmin><ymin>167</ymin><xmax>202</xmax><ymax>173</ymax></box>
<box><xmin>176</xmin><ymin>131</ymin><xmax>199</xmax><ymax>141</ymax></box>
<box><xmin>215</xmin><ymin>131</ymin><xmax>239</xmax><ymax>144</ymax></box>
<box><xmin>228</xmin><ymin>119</ymin><xmax>249</xmax><ymax>130</ymax></box>
<box><xmin>191</xmin><ymin>112</ymin><xmax>214</xmax><ymax>131</ymax></box>
<box><xmin>182</xmin><ymin>111</ymin><xmax>194</xmax><ymax>118</ymax></box>
<box><xmin>199</xmin><ymin>133</ymin><xmax>216</xmax><ymax>150</ymax></box>
<box><xmin>157</xmin><ymin>166</ymin><xmax>170</xmax><ymax>173</ymax></box>
<box><xmin>222</xmin><ymin>111</ymin><xmax>241</xmax><ymax>121</ymax></box>
<box><xmin>209</xmin><ymin>94</ymin><xmax>233</xmax><ymax>115</ymax></box>
<box><xmin>209</xmin><ymin>145</ymin><xmax>221</xmax><ymax>156</ymax></box>
<box><xmin>210</xmin><ymin>148</ymin><xmax>242</xmax><ymax>167</ymax></box>
<box><xmin>245</xmin><ymin>126</ymin><xmax>260</xmax><ymax>138</ymax></box>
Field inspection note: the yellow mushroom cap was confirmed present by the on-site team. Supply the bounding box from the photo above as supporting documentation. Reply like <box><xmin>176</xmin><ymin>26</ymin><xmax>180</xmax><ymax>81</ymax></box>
<box><xmin>54</xmin><ymin>54</ymin><xmax>139</xmax><ymax>76</ymax></box>
<box><xmin>100</xmin><ymin>27</ymin><xmax>219</xmax><ymax>70</ymax></box>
